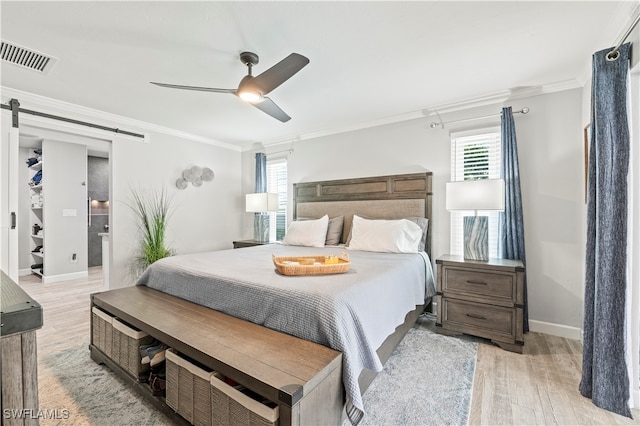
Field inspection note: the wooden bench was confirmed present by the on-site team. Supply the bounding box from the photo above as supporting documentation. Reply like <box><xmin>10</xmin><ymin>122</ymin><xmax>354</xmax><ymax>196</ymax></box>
<box><xmin>90</xmin><ymin>286</ymin><xmax>343</xmax><ymax>426</ymax></box>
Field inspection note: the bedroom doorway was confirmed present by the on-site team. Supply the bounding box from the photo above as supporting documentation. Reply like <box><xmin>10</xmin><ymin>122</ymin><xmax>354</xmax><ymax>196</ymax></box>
<box><xmin>87</xmin><ymin>154</ymin><xmax>110</xmax><ymax>269</ymax></box>
<box><xmin>15</xmin><ymin>123</ymin><xmax>111</xmax><ymax>287</ymax></box>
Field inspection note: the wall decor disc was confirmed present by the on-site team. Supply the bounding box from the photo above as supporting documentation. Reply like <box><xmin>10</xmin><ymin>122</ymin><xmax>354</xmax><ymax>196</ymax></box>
<box><xmin>190</xmin><ymin>165</ymin><xmax>203</xmax><ymax>177</ymax></box>
<box><xmin>201</xmin><ymin>168</ymin><xmax>214</xmax><ymax>182</ymax></box>
<box><xmin>175</xmin><ymin>178</ymin><xmax>188</xmax><ymax>190</ymax></box>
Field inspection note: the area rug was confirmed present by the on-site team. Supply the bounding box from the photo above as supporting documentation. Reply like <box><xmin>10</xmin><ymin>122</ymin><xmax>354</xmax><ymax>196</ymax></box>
<box><xmin>357</xmin><ymin>326</ymin><xmax>477</xmax><ymax>426</ymax></box>
<box><xmin>37</xmin><ymin>338</ymin><xmax>173</xmax><ymax>425</ymax></box>
<box><xmin>36</xmin><ymin>319</ymin><xmax>476</xmax><ymax>426</ymax></box>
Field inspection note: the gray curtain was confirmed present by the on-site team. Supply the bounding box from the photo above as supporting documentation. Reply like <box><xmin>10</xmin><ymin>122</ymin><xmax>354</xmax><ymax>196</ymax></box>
<box><xmin>498</xmin><ymin>106</ymin><xmax>529</xmax><ymax>332</ymax></box>
<box><xmin>255</xmin><ymin>152</ymin><xmax>267</xmax><ymax>193</ymax></box>
<box><xmin>253</xmin><ymin>152</ymin><xmax>268</xmax><ymax>241</ymax></box>
<box><xmin>579</xmin><ymin>43</ymin><xmax>632</xmax><ymax>419</ymax></box>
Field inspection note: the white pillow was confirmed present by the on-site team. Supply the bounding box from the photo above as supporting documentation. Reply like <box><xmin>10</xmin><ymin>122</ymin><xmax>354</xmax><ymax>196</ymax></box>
<box><xmin>348</xmin><ymin>215</ymin><xmax>422</xmax><ymax>253</ymax></box>
<box><xmin>282</xmin><ymin>215</ymin><xmax>329</xmax><ymax>247</ymax></box>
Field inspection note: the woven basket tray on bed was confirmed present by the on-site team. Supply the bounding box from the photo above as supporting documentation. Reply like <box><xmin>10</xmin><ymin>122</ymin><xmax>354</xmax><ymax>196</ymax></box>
<box><xmin>272</xmin><ymin>253</ymin><xmax>350</xmax><ymax>276</ymax></box>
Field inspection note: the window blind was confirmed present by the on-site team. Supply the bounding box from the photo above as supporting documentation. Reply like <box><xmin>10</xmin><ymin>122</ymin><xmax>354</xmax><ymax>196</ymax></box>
<box><xmin>450</xmin><ymin>128</ymin><xmax>501</xmax><ymax>257</ymax></box>
<box><xmin>266</xmin><ymin>158</ymin><xmax>287</xmax><ymax>241</ymax></box>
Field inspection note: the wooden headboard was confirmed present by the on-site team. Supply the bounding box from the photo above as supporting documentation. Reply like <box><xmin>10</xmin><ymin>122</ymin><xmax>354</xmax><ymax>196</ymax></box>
<box><xmin>293</xmin><ymin>172</ymin><xmax>433</xmax><ymax>256</ymax></box>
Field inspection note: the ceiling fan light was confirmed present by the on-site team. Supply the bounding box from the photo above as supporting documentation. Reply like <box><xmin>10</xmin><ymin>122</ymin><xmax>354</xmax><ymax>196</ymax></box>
<box><xmin>238</xmin><ymin>90</ymin><xmax>262</xmax><ymax>103</ymax></box>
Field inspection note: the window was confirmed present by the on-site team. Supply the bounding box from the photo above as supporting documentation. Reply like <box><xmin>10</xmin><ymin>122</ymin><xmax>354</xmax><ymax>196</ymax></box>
<box><xmin>450</xmin><ymin>128</ymin><xmax>501</xmax><ymax>257</ymax></box>
<box><xmin>267</xmin><ymin>158</ymin><xmax>287</xmax><ymax>241</ymax></box>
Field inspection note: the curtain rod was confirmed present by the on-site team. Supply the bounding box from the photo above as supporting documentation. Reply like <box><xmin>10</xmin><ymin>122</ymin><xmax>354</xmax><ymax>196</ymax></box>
<box><xmin>607</xmin><ymin>13</ymin><xmax>640</xmax><ymax>61</ymax></box>
<box><xmin>266</xmin><ymin>147</ymin><xmax>294</xmax><ymax>156</ymax></box>
<box><xmin>429</xmin><ymin>107</ymin><xmax>529</xmax><ymax>129</ymax></box>
<box><xmin>0</xmin><ymin>99</ymin><xmax>145</xmax><ymax>139</ymax></box>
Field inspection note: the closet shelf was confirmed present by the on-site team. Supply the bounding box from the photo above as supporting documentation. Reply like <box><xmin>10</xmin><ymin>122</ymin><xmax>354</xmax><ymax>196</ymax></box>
<box><xmin>29</xmin><ymin>161</ymin><xmax>43</xmax><ymax>171</ymax></box>
<box><xmin>28</xmin><ymin>150</ymin><xmax>44</xmax><ymax>281</ymax></box>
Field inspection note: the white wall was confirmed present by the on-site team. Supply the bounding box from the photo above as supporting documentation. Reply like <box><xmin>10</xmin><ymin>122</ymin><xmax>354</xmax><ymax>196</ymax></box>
<box><xmin>0</xmin><ymin>85</ymin><xmax>609</xmax><ymax>340</ymax></box>
<box><xmin>252</xmin><ymin>88</ymin><xmax>586</xmax><ymax>337</ymax></box>
<box><xmin>286</xmin><ymin>116</ymin><xmax>452</xmax><ymax>260</ymax></box>
<box><xmin>110</xmin><ymin>129</ymin><xmax>242</xmax><ymax>289</ymax></box>
<box><xmin>514</xmin><ymin>89</ymin><xmax>585</xmax><ymax>335</ymax></box>
<box><xmin>1</xmin><ymin>88</ymin><xmax>243</xmax><ymax>290</ymax></box>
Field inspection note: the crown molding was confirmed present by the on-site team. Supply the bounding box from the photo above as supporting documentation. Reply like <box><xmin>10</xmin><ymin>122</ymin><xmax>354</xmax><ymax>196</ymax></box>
<box><xmin>0</xmin><ymin>87</ymin><xmax>241</xmax><ymax>152</ymax></box>
<box><xmin>262</xmin><ymin>110</ymin><xmax>425</xmax><ymax>149</ymax></box>
<box><xmin>261</xmin><ymin>79</ymin><xmax>582</xmax><ymax>149</ymax></box>
<box><xmin>261</xmin><ymin>93</ymin><xmax>509</xmax><ymax>149</ymax></box>
<box><xmin>1</xmin><ymin>79</ymin><xmax>584</xmax><ymax>154</ymax></box>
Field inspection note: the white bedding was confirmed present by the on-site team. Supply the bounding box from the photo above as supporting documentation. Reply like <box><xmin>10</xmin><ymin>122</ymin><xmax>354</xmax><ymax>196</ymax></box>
<box><xmin>136</xmin><ymin>244</ymin><xmax>436</xmax><ymax>425</ymax></box>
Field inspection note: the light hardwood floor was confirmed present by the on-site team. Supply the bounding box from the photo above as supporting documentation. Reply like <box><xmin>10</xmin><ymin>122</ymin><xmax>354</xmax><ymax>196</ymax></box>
<box><xmin>20</xmin><ymin>268</ymin><xmax>104</xmax><ymax>348</ymax></box>
<box><xmin>469</xmin><ymin>333</ymin><xmax>640</xmax><ymax>425</ymax></box>
<box><xmin>19</xmin><ymin>270</ymin><xmax>640</xmax><ymax>425</ymax></box>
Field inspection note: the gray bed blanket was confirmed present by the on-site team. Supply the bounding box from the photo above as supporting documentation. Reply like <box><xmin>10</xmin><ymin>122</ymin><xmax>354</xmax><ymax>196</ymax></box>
<box><xmin>136</xmin><ymin>244</ymin><xmax>436</xmax><ymax>425</ymax></box>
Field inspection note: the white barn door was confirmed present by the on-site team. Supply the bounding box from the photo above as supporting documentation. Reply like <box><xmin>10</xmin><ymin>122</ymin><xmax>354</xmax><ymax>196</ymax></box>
<box><xmin>1</xmin><ymin>104</ymin><xmax>20</xmax><ymax>281</ymax></box>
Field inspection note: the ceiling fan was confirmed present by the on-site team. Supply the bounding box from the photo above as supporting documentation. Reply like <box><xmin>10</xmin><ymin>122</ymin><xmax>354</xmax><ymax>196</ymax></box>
<box><xmin>151</xmin><ymin>51</ymin><xmax>309</xmax><ymax>122</ymax></box>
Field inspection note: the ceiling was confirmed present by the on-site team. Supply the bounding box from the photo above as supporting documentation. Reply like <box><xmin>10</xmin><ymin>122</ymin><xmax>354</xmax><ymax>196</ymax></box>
<box><xmin>0</xmin><ymin>1</ymin><xmax>636</xmax><ymax>150</ymax></box>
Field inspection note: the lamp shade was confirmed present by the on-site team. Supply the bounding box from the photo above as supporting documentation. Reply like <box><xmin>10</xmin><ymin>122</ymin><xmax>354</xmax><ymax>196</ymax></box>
<box><xmin>446</xmin><ymin>179</ymin><xmax>505</xmax><ymax>211</ymax></box>
<box><xmin>245</xmin><ymin>193</ymin><xmax>279</xmax><ymax>212</ymax></box>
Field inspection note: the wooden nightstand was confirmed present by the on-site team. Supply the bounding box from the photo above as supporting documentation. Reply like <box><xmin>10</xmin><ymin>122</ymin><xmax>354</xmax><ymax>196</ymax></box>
<box><xmin>232</xmin><ymin>239</ymin><xmax>271</xmax><ymax>249</ymax></box>
<box><xmin>435</xmin><ymin>254</ymin><xmax>525</xmax><ymax>353</ymax></box>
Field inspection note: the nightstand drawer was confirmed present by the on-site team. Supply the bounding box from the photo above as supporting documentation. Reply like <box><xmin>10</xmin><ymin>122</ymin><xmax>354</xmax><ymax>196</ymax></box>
<box><xmin>443</xmin><ymin>268</ymin><xmax>515</xmax><ymax>300</ymax></box>
<box><xmin>442</xmin><ymin>298</ymin><xmax>515</xmax><ymax>335</ymax></box>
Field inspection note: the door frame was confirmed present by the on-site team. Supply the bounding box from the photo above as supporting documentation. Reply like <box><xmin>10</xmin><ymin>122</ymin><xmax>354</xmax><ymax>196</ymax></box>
<box><xmin>8</xmin><ymin>113</ymin><xmax>115</xmax><ymax>289</ymax></box>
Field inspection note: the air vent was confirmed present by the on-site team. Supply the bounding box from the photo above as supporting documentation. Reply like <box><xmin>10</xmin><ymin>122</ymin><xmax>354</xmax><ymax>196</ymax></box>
<box><xmin>1</xmin><ymin>40</ymin><xmax>57</xmax><ymax>74</ymax></box>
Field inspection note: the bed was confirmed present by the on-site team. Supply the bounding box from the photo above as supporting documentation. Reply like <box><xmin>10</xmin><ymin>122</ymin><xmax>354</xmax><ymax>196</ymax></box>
<box><xmin>92</xmin><ymin>172</ymin><xmax>434</xmax><ymax>425</ymax></box>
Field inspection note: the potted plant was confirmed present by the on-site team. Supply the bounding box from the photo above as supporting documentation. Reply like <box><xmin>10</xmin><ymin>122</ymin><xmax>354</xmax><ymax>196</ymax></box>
<box><xmin>129</xmin><ymin>187</ymin><xmax>173</xmax><ymax>275</ymax></box>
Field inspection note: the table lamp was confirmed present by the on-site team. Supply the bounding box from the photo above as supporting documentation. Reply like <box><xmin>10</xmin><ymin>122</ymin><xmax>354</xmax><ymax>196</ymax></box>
<box><xmin>446</xmin><ymin>179</ymin><xmax>505</xmax><ymax>261</ymax></box>
<box><xmin>246</xmin><ymin>193</ymin><xmax>279</xmax><ymax>242</ymax></box>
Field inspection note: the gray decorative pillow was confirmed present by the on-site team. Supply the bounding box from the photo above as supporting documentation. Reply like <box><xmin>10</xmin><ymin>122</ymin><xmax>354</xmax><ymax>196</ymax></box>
<box><xmin>403</xmin><ymin>217</ymin><xmax>429</xmax><ymax>252</ymax></box>
<box><xmin>325</xmin><ymin>216</ymin><xmax>344</xmax><ymax>246</ymax></box>
<box><xmin>295</xmin><ymin>216</ymin><xmax>344</xmax><ymax>246</ymax></box>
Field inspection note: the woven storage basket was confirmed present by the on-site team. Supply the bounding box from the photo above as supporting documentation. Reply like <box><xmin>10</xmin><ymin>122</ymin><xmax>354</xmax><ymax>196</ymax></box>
<box><xmin>111</xmin><ymin>318</ymin><xmax>154</xmax><ymax>380</ymax></box>
<box><xmin>91</xmin><ymin>306</ymin><xmax>114</xmax><ymax>357</ymax></box>
<box><xmin>272</xmin><ymin>252</ymin><xmax>350</xmax><ymax>276</ymax></box>
<box><xmin>210</xmin><ymin>374</ymin><xmax>279</xmax><ymax>426</ymax></box>
<box><xmin>166</xmin><ymin>348</ymin><xmax>216</xmax><ymax>426</ymax></box>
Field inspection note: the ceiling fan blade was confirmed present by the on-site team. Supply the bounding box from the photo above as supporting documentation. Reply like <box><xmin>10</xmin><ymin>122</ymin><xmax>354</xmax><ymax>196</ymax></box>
<box><xmin>251</xmin><ymin>97</ymin><xmax>291</xmax><ymax>122</ymax></box>
<box><xmin>150</xmin><ymin>82</ymin><xmax>236</xmax><ymax>94</ymax></box>
<box><xmin>250</xmin><ymin>53</ymin><xmax>309</xmax><ymax>95</ymax></box>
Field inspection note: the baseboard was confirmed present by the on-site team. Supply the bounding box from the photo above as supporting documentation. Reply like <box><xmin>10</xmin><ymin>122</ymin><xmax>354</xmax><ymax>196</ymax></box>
<box><xmin>529</xmin><ymin>319</ymin><xmax>582</xmax><ymax>341</ymax></box>
<box><xmin>633</xmin><ymin>387</ymin><xmax>639</xmax><ymax>409</ymax></box>
<box><xmin>43</xmin><ymin>271</ymin><xmax>88</xmax><ymax>284</ymax></box>
<box><xmin>19</xmin><ymin>268</ymin><xmax>33</xmax><ymax>276</ymax></box>
<box><xmin>430</xmin><ymin>307</ymin><xmax>583</xmax><ymax>341</ymax></box>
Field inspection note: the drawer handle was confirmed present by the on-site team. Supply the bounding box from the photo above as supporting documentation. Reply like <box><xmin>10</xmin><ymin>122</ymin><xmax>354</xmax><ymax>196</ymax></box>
<box><xmin>466</xmin><ymin>313</ymin><xmax>487</xmax><ymax>320</ymax></box>
<box><xmin>466</xmin><ymin>280</ymin><xmax>487</xmax><ymax>286</ymax></box>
